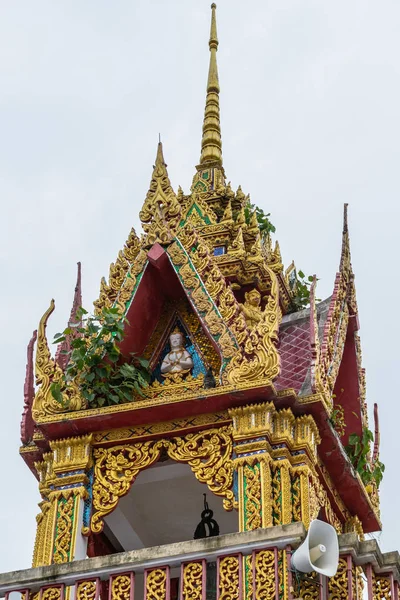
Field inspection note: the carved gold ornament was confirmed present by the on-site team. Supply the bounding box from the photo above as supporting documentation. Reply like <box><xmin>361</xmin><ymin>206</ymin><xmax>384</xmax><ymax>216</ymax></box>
<box><xmin>243</xmin><ymin>465</ymin><xmax>262</xmax><ymax>530</ymax></box>
<box><xmin>328</xmin><ymin>557</ymin><xmax>349</xmax><ymax>599</ymax></box>
<box><xmin>40</xmin><ymin>588</ymin><xmax>62</xmax><ymax>600</ymax></box>
<box><xmin>90</xmin><ymin>441</ymin><xmax>162</xmax><ymax>533</ymax></box>
<box><xmin>218</xmin><ymin>555</ymin><xmax>241</xmax><ymax>600</ymax></box>
<box><xmin>89</xmin><ymin>426</ymin><xmax>234</xmax><ymax>533</ymax></box>
<box><xmin>140</xmin><ymin>142</ymin><xmax>181</xmax><ymax>246</ymax></box>
<box><xmin>110</xmin><ymin>574</ymin><xmax>133</xmax><ymax>600</ymax></box>
<box><xmin>94</xmin><ymin>228</ymin><xmax>141</xmax><ymax>315</ymax></box>
<box><xmin>145</xmin><ymin>568</ymin><xmax>168</xmax><ymax>600</ymax></box>
<box><xmin>53</xmin><ymin>496</ymin><xmax>74</xmax><ymax>564</ymax></box>
<box><xmin>181</xmin><ymin>562</ymin><xmax>204</xmax><ymax>600</ymax></box>
<box><xmin>224</xmin><ymin>268</ymin><xmax>281</xmax><ymax>386</ymax></box>
<box><xmin>32</xmin><ymin>300</ymin><xmax>85</xmax><ymax>421</ymax></box>
<box><xmin>372</xmin><ymin>574</ymin><xmax>391</xmax><ymax>600</ymax></box>
<box><xmin>254</xmin><ymin>550</ymin><xmax>276</xmax><ymax>598</ymax></box>
<box><xmin>76</xmin><ymin>580</ymin><xmax>98</xmax><ymax>600</ymax></box>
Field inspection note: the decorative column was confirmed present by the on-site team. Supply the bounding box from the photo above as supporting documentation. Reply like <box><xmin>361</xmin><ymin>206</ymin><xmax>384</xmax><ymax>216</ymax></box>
<box><xmin>230</xmin><ymin>402</ymin><xmax>321</xmax><ymax>600</ymax></box>
<box><xmin>230</xmin><ymin>403</ymin><xmax>320</xmax><ymax>533</ymax></box>
<box><xmin>32</xmin><ymin>434</ymin><xmax>92</xmax><ymax>567</ymax></box>
<box><xmin>230</xmin><ymin>402</ymin><xmax>275</xmax><ymax>533</ymax></box>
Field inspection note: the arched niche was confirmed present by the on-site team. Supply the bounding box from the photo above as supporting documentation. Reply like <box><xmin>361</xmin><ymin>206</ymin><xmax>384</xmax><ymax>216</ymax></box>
<box><xmin>86</xmin><ymin>426</ymin><xmax>237</xmax><ymax>546</ymax></box>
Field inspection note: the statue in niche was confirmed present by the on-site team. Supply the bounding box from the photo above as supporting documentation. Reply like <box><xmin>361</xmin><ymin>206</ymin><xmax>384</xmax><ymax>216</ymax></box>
<box><xmin>160</xmin><ymin>328</ymin><xmax>194</xmax><ymax>377</ymax></box>
<box><xmin>239</xmin><ymin>288</ymin><xmax>264</xmax><ymax>329</ymax></box>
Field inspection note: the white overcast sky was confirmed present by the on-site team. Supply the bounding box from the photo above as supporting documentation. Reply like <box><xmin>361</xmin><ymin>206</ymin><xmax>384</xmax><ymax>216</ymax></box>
<box><xmin>1</xmin><ymin>0</ymin><xmax>399</xmax><ymax>573</ymax></box>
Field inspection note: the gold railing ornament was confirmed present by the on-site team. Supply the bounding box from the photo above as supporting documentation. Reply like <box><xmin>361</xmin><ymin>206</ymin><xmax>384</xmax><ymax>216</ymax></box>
<box><xmin>181</xmin><ymin>561</ymin><xmax>204</xmax><ymax>600</ymax></box>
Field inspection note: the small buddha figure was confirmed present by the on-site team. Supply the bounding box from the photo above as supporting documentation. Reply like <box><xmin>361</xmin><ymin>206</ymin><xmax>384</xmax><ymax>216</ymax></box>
<box><xmin>160</xmin><ymin>329</ymin><xmax>194</xmax><ymax>376</ymax></box>
<box><xmin>240</xmin><ymin>289</ymin><xmax>264</xmax><ymax>329</ymax></box>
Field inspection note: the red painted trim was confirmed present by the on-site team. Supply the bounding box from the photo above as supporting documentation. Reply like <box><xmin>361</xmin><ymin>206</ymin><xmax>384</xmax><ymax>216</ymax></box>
<box><xmin>273</xmin><ymin>547</ymin><xmax>279</xmax><ymax>600</ymax></box>
<box><xmin>393</xmin><ymin>577</ymin><xmax>399</xmax><ymax>600</ymax></box>
<box><xmin>285</xmin><ymin>546</ymin><xmax>293</xmax><ymax>600</ymax></box>
<box><xmin>251</xmin><ymin>550</ymin><xmax>256</xmax><ymax>600</ymax></box>
<box><xmin>318</xmin><ymin>575</ymin><xmax>326</xmax><ymax>600</ymax></box>
<box><xmin>238</xmin><ymin>553</ymin><xmax>243</xmax><ymax>600</ymax></box>
<box><xmin>333</xmin><ymin>330</ymin><xmax>363</xmax><ymax>445</ymax></box>
<box><xmin>201</xmin><ymin>560</ymin><xmax>207</xmax><ymax>600</ymax></box>
<box><xmin>108</xmin><ymin>572</ymin><xmax>134</xmax><ymax>600</ymax></box>
<box><xmin>36</xmin><ymin>383</ymin><xmax>278</xmax><ymax>438</ymax></box>
<box><xmin>390</xmin><ymin>573</ymin><xmax>397</xmax><ymax>600</ymax></box>
<box><xmin>366</xmin><ymin>564</ymin><xmax>374</xmax><ymax>600</ymax></box>
<box><xmin>346</xmin><ymin>555</ymin><xmax>353</xmax><ymax>600</ymax></box>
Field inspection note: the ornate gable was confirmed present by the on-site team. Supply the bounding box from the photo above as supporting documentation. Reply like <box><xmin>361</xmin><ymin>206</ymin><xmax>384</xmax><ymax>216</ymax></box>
<box><xmin>19</xmin><ymin>4</ymin><xmax>383</xmax><ymax>545</ymax></box>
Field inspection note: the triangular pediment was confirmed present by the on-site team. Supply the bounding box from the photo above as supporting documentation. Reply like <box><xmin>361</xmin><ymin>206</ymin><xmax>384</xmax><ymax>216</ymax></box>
<box><xmin>117</xmin><ymin>241</ymin><xmax>235</xmax><ymax>386</ymax></box>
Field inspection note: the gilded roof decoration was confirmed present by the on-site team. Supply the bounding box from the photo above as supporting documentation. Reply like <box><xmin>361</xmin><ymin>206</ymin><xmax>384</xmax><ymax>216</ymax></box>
<box><xmin>94</xmin><ymin>226</ymin><xmax>141</xmax><ymax>315</ymax></box>
<box><xmin>55</xmin><ymin>262</ymin><xmax>82</xmax><ymax>371</ymax></box>
<box><xmin>139</xmin><ymin>142</ymin><xmax>181</xmax><ymax>246</ymax></box>
<box><xmin>320</xmin><ymin>204</ymin><xmax>357</xmax><ymax>394</ymax></box>
<box><xmin>199</xmin><ymin>2</ymin><xmax>222</xmax><ymax>168</ymax></box>
<box><xmin>19</xmin><ymin>4</ymin><xmax>383</xmax><ymax>549</ymax></box>
<box><xmin>32</xmin><ymin>300</ymin><xmax>85</xmax><ymax>421</ymax></box>
<box><xmin>21</xmin><ymin>329</ymin><xmax>37</xmax><ymax>445</ymax></box>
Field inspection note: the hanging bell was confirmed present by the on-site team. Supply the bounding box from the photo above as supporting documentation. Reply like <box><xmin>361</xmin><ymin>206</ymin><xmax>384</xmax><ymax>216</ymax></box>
<box><xmin>193</xmin><ymin>494</ymin><xmax>220</xmax><ymax>540</ymax></box>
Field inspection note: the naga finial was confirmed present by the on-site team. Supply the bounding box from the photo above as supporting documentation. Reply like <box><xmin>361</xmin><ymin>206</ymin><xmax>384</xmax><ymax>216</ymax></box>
<box><xmin>21</xmin><ymin>329</ymin><xmax>37</xmax><ymax>444</ymax></box>
<box><xmin>35</xmin><ymin>299</ymin><xmax>56</xmax><ymax>387</ymax></box>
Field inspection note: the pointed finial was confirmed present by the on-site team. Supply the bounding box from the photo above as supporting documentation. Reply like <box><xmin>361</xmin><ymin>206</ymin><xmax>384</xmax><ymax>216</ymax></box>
<box><xmin>342</xmin><ymin>202</ymin><xmax>349</xmax><ymax>236</ymax></box>
<box><xmin>159</xmin><ymin>132</ymin><xmax>161</xmax><ymax>143</ymax></box>
<box><xmin>199</xmin><ymin>3</ymin><xmax>222</xmax><ymax>166</ymax></box>
<box><xmin>55</xmin><ymin>262</ymin><xmax>83</xmax><ymax>370</ymax></box>
<box><xmin>155</xmin><ymin>140</ymin><xmax>166</xmax><ymax>168</ymax></box>
<box><xmin>339</xmin><ymin>203</ymin><xmax>351</xmax><ymax>274</ymax></box>
<box><xmin>21</xmin><ymin>329</ymin><xmax>37</xmax><ymax>444</ymax></box>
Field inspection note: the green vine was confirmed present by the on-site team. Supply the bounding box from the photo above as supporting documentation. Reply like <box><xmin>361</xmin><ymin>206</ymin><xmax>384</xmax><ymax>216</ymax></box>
<box><xmin>50</xmin><ymin>306</ymin><xmax>150</xmax><ymax>409</ymax></box>
<box><xmin>244</xmin><ymin>201</ymin><xmax>317</xmax><ymax>311</ymax></box>
<box><xmin>290</xmin><ymin>270</ymin><xmax>319</xmax><ymax>312</ymax></box>
<box><xmin>345</xmin><ymin>429</ymin><xmax>385</xmax><ymax>488</ymax></box>
<box><xmin>329</xmin><ymin>403</ymin><xmax>346</xmax><ymax>438</ymax></box>
<box><xmin>244</xmin><ymin>200</ymin><xmax>276</xmax><ymax>237</ymax></box>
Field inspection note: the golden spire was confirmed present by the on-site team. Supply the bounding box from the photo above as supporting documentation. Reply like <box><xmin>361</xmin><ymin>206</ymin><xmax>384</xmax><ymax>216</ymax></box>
<box><xmin>199</xmin><ymin>3</ymin><xmax>222</xmax><ymax>166</ymax></box>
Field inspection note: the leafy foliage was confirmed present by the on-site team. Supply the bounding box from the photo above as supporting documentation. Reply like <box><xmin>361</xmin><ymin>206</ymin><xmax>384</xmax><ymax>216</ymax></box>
<box><xmin>243</xmin><ymin>200</ymin><xmax>317</xmax><ymax>311</ymax></box>
<box><xmin>345</xmin><ymin>429</ymin><xmax>385</xmax><ymax>488</ymax></box>
<box><xmin>290</xmin><ymin>270</ymin><xmax>319</xmax><ymax>312</ymax></box>
<box><xmin>51</xmin><ymin>306</ymin><xmax>150</xmax><ymax>409</ymax></box>
<box><xmin>329</xmin><ymin>403</ymin><xmax>346</xmax><ymax>437</ymax></box>
<box><xmin>244</xmin><ymin>201</ymin><xmax>276</xmax><ymax>237</ymax></box>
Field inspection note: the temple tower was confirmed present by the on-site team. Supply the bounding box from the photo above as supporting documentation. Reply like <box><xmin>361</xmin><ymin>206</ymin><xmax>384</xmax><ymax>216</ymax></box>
<box><xmin>1</xmin><ymin>5</ymin><xmax>398</xmax><ymax>600</ymax></box>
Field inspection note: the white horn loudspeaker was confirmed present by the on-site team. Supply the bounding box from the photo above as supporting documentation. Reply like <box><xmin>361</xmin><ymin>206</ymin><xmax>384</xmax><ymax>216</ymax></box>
<box><xmin>291</xmin><ymin>519</ymin><xmax>339</xmax><ymax>577</ymax></box>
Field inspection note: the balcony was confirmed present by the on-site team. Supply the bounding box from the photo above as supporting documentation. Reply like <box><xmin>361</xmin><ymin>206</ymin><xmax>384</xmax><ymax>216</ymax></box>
<box><xmin>1</xmin><ymin>524</ymin><xmax>399</xmax><ymax>600</ymax></box>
